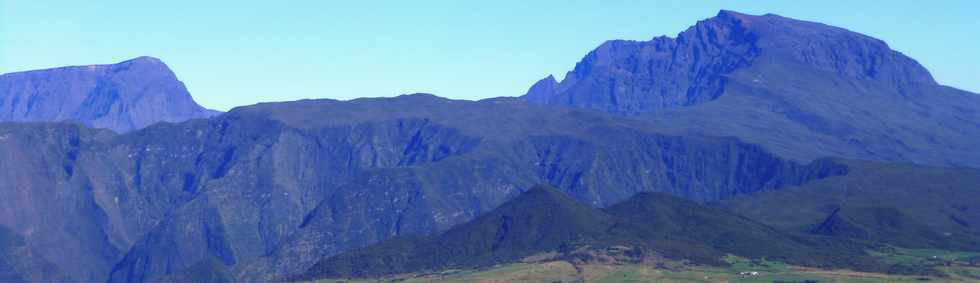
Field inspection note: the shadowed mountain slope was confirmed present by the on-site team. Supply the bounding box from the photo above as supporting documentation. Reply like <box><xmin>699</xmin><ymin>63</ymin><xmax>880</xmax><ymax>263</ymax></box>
<box><xmin>298</xmin><ymin>185</ymin><xmax>894</xmax><ymax>280</ymax></box>
<box><xmin>298</xmin><ymin>185</ymin><xmax>613</xmax><ymax>279</ymax></box>
<box><xmin>523</xmin><ymin>10</ymin><xmax>980</xmax><ymax>168</ymax></box>
<box><xmin>722</xmin><ymin>159</ymin><xmax>980</xmax><ymax>252</ymax></box>
<box><xmin>0</xmin><ymin>94</ymin><xmax>840</xmax><ymax>283</ymax></box>
<box><xmin>0</xmin><ymin>226</ymin><xmax>72</xmax><ymax>283</ymax></box>
<box><xmin>0</xmin><ymin>57</ymin><xmax>219</xmax><ymax>132</ymax></box>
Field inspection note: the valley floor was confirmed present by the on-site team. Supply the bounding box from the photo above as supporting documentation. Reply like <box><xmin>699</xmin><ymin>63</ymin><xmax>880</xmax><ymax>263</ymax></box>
<box><xmin>308</xmin><ymin>248</ymin><xmax>980</xmax><ymax>283</ymax></box>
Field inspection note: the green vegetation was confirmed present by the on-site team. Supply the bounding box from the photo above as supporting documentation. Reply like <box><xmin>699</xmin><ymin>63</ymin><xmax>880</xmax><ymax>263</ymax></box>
<box><xmin>296</xmin><ymin>158</ymin><xmax>980</xmax><ymax>282</ymax></box>
<box><xmin>295</xmin><ymin>185</ymin><xmax>614</xmax><ymax>280</ymax></box>
<box><xmin>299</xmin><ymin>185</ymin><xmax>952</xmax><ymax>281</ymax></box>
<box><xmin>599</xmin><ymin>192</ymin><xmax>883</xmax><ymax>272</ymax></box>
<box><xmin>724</xmin><ymin>255</ymin><xmax>790</xmax><ymax>273</ymax></box>
<box><xmin>874</xmin><ymin>247</ymin><xmax>980</xmax><ymax>266</ymax></box>
<box><xmin>721</xmin><ymin>159</ymin><xmax>980</xmax><ymax>252</ymax></box>
<box><xmin>307</xmin><ymin>252</ymin><xmax>980</xmax><ymax>283</ymax></box>
<box><xmin>152</xmin><ymin>258</ymin><xmax>234</xmax><ymax>283</ymax></box>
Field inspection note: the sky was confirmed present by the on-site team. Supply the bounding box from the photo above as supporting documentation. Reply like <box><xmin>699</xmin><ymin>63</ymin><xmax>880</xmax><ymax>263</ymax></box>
<box><xmin>1</xmin><ymin>1</ymin><xmax>977</xmax><ymax>111</ymax></box>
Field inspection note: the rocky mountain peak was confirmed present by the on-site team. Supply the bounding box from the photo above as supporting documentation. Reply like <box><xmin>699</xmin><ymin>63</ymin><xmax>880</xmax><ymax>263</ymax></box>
<box><xmin>0</xmin><ymin>57</ymin><xmax>219</xmax><ymax>132</ymax></box>
<box><xmin>524</xmin><ymin>10</ymin><xmax>938</xmax><ymax>115</ymax></box>
<box><xmin>522</xmin><ymin>75</ymin><xmax>558</xmax><ymax>103</ymax></box>
<box><xmin>108</xmin><ymin>56</ymin><xmax>175</xmax><ymax>77</ymax></box>
<box><xmin>524</xmin><ymin>10</ymin><xmax>763</xmax><ymax>115</ymax></box>
<box><xmin>520</xmin><ymin>10</ymin><xmax>979</xmax><ymax>169</ymax></box>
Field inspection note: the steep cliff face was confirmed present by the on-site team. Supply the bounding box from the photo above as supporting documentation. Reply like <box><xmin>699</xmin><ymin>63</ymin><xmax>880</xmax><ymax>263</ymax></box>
<box><xmin>0</xmin><ymin>218</ymin><xmax>72</xmax><ymax>282</ymax></box>
<box><xmin>0</xmin><ymin>123</ymin><xmax>123</xmax><ymax>283</ymax></box>
<box><xmin>0</xmin><ymin>57</ymin><xmax>219</xmax><ymax>132</ymax></box>
<box><xmin>0</xmin><ymin>95</ymin><xmax>844</xmax><ymax>282</ymax></box>
<box><xmin>140</xmin><ymin>96</ymin><xmax>849</xmax><ymax>283</ymax></box>
<box><xmin>524</xmin><ymin>11</ymin><xmax>762</xmax><ymax>114</ymax></box>
<box><xmin>523</xmin><ymin>10</ymin><xmax>980</xmax><ymax>168</ymax></box>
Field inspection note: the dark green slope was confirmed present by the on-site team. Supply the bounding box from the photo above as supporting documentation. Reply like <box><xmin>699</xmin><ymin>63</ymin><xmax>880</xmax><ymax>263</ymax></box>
<box><xmin>722</xmin><ymin>159</ymin><xmax>980</xmax><ymax>252</ymax></box>
<box><xmin>151</xmin><ymin>258</ymin><xmax>234</xmax><ymax>283</ymax></box>
<box><xmin>298</xmin><ymin>185</ymin><xmax>612</xmax><ymax>279</ymax></box>
<box><xmin>299</xmin><ymin>185</ymin><xmax>893</xmax><ymax>280</ymax></box>
<box><xmin>601</xmin><ymin>193</ymin><xmax>888</xmax><ymax>272</ymax></box>
<box><xmin>0</xmin><ymin>226</ymin><xmax>71</xmax><ymax>283</ymax></box>
<box><xmin>0</xmin><ymin>227</ymin><xmax>29</xmax><ymax>283</ymax></box>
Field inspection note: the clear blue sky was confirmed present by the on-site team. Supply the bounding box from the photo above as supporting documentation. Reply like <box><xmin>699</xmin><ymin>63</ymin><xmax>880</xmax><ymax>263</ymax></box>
<box><xmin>2</xmin><ymin>1</ymin><xmax>977</xmax><ymax>111</ymax></box>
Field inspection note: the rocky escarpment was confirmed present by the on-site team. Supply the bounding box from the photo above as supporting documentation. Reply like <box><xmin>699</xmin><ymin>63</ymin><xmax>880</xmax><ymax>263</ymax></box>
<box><xmin>0</xmin><ymin>57</ymin><xmax>219</xmax><ymax>132</ymax></box>
<box><xmin>524</xmin><ymin>10</ymin><xmax>935</xmax><ymax>114</ymax></box>
<box><xmin>523</xmin><ymin>10</ymin><xmax>980</xmax><ymax>168</ymax></box>
<box><xmin>0</xmin><ymin>94</ymin><xmax>845</xmax><ymax>283</ymax></box>
<box><xmin>524</xmin><ymin>10</ymin><xmax>762</xmax><ymax>114</ymax></box>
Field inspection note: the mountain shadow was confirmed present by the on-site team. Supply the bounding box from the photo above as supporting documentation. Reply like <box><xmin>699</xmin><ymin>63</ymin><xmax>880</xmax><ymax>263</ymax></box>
<box><xmin>298</xmin><ymin>185</ymin><xmax>903</xmax><ymax>280</ymax></box>
<box><xmin>723</xmin><ymin>159</ymin><xmax>980</xmax><ymax>252</ymax></box>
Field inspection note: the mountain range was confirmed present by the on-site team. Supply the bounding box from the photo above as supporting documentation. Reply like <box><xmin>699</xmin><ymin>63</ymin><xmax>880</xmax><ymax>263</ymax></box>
<box><xmin>0</xmin><ymin>94</ymin><xmax>843</xmax><ymax>283</ymax></box>
<box><xmin>0</xmin><ymin>9</ymin><xmax>977</xmax><ymax>283</ymax></box>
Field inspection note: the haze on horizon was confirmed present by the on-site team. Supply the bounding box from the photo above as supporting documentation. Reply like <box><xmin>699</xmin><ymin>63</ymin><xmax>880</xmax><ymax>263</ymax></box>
<box><xmin>2</xmin><ymin>0</ymin><xmax>978</xmax><ymax>111</ymax></box>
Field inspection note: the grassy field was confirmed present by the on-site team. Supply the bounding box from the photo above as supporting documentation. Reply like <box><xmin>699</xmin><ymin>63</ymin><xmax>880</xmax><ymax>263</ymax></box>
<box><xmin>309</xmin><ymin>248</ymin><xmax>980</xmax><ymax>283</ymax></box>
<box><xmin>872</xmin><ymin>247</ymin><xmax>980</xmax><ymax>266</ymax></box>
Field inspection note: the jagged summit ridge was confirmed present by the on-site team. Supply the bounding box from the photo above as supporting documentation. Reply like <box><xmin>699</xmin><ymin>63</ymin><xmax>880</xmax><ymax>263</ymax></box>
<box><xmin>524</xmin><ymin>9</ymin><xmax>761</xmax><ymax>114</ymax></box>
<box><xmin>522</xmin><ymin>10</ymin><xmax>980</xmax><ymax>168</ymax></box>
<box><xmin>524</xmin><ymin>10</ymin><xmax>937</xmax><ymax>114</ymax></box>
